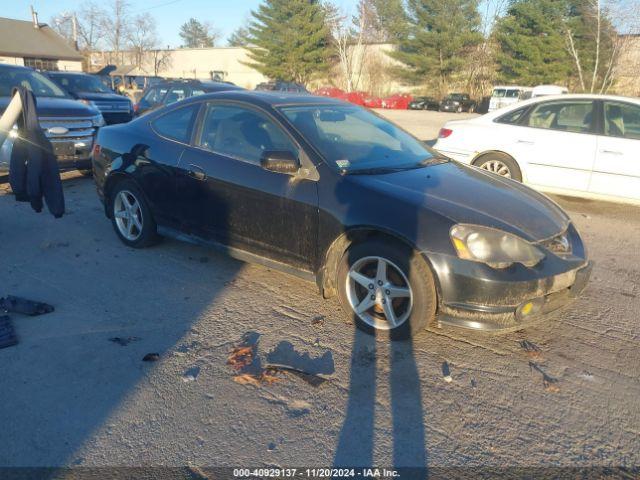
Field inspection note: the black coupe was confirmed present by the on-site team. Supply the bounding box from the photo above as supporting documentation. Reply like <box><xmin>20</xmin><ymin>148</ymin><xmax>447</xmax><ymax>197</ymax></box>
<box><xmin>92</xmin><ymin>91</ymin><xmax>591</xmax><ymax>338</ymax></box>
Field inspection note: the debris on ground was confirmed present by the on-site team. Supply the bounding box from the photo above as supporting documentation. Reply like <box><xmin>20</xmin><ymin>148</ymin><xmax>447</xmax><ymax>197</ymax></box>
<box><xmin>519</xmin><ymin>339</ymin><xmax>543</xmax><ymax>359</ymax></box>
<box><xmin>265</xmin><ymin>341</ymin><xmax>335</xmax><ymax>376</ymax></box>
<box><xmin>108</xmin><ymin>336</ymin><xmax>140</xmax><ymax>347</ymax></box>
<box><xmin>529</xmin><ymin>361</ymin><xmax>560</xmax><ymax>393</ymax></box>
<box><xmin>0</xmin><ymin>315</ymin><xmax>18</xmax><ymax>349</ymax></box>
<box><xmin>0</xmin><ymin>295</ymin><xmax>54</xmax><ymax>316</ymax></box>
<box><xmin>311</xmin><ymin>315</ymin><xmax>325</xmax><ymax>326</ymax></box>
<box><xmin>142</xmin><ymin>353</ymin><xmax>160</xmax><ymax>362</ymax></box>
<box><xmin>182</xmin><ymin>366</ymin><xmax>201</xmax><ymax>382</ymax></box>
<box><xmin>227</xmin><ymin>332</ymin><xmax>279</xmax><ymax>385</ymax></box>
<box><xmin>442</xmin><ymin>361</ymin><xmax>453</xmax><ymax>383</ymax></box>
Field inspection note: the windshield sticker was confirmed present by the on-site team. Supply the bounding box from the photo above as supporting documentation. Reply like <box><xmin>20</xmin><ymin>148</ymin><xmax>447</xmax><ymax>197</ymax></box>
<box><xmin>336</xmin><ymin>159</ymin><xmax>350</xmax><ymax>169</ymax></box>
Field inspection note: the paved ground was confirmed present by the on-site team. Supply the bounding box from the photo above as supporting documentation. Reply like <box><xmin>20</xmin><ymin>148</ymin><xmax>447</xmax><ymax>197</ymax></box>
<box><xmin>375</xmin><ymin>109</ymin><xmax>477</xmax><ymax>141</ymax></box>
<box><xmin>0</xmin><ymin>111</ymin><xmax>639</xmax><ymax>472</ymax></box>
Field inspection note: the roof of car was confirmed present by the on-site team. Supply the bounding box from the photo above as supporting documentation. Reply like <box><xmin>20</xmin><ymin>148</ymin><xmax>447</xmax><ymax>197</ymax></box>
<box><xmin>180</xmin><ymin>89</ymin><xmax>346</xmax><ymax>108</ymax></box>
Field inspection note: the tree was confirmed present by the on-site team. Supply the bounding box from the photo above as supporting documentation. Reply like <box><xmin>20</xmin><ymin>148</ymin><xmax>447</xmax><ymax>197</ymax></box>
<box><xmin>227</xmin><ymin>25</ymin><xmax>251</xmax><ymax>47</ymax></box>
<box><xmin>128</xmin><ymin>15</ymin><xmax>159</xmax><ymax>68</ymax></box>
<box><xmin>494</xmin><ymin>0</ymin><xmax>571</xmax><ymax>85</ymax></box>
<box><xmin>100</xmin><ymin>0</ymin><xmax>131</xmax><ymax>55</ymax></box>
<box><xmin>373</xmin><ymin>0</ymin><xmax>409</xmax><ymax>42</ymax></box>
<box><xmin>389</xmin><ymin>0</ymin><xmax>483</xmax><ymax>95</ymax></box>
<box><xmin>179</xmin><ymin>18</ymin><xmax>218</xmax><ymax>48</ymax></box>
<box><xmin>246</xmin><ymin>0</ymin><xmax>331</xmax><ymax>85</ymax></box>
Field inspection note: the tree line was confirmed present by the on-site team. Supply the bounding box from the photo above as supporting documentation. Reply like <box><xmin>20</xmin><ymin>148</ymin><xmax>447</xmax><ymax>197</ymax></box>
<box><xmin>52</xmin><ymin>0</ymin><xmax>639</xmax><ymax>95</ymax></box>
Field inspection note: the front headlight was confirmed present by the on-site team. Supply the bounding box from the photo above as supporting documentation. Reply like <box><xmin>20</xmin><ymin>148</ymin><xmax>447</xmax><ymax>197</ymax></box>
<box><xmin>450</xmin><ymin>224</ymin><xmax>545</xmax><ymax>269</ymax></box>
<box><xmin>92</xmin><ymin>113</ymin><xmax>106</xmax><ymax>127</ymax></box>
<box><xmin>79</xmin><ymin>99</ymin><xmax>97</xmax><ymax>108</ymax></box>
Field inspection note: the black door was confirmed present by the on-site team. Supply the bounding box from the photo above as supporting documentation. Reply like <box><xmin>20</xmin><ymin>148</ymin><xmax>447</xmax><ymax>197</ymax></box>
<box><xmin>178</xmin><ymin>102</ymin><xmax>319</xmax><ymax>271</ymax></box>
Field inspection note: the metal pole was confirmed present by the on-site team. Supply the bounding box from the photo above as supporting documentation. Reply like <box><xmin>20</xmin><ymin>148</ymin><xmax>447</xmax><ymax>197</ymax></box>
<box><xmin>0</xmin><ymin>91</ymin><xmax>22</xmax><ymax>150</ymax></box>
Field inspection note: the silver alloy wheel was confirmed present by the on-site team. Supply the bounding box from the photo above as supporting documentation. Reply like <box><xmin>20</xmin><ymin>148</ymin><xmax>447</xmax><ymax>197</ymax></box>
<box><xmin>345</xmin><ymin>256</ymin><xmax>413</xmax><ymax>330</ymax></box>
<box><xmin>113</xmin><ymin>190</ymin><xmax>144</xmax><ymax>241</ymax></box>
<box><xmin>480</xmin><ymin>160</ymin><xmax>512</xmax><ymax>178</ymax></box>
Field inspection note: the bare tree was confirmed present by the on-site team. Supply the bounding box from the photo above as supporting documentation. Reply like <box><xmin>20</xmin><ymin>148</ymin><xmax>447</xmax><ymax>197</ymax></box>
<box><xmin>100</xmin><ymin>0</ymin><xmax>131</xmax><ymax>57</ymax></box>
<box><xmin>76</xmin><ymin>2</ymin><xmax>105</xmax><ymax>53</ymax></box>
<box><xmin>151</xmin><ymin>49</ymin><xmax>173</xmax><ymax>76</ymax></box>
<box><xmin>128</xmin><ymin>15</ymin><xmax>159</xmax><ymax>68</ymax></box>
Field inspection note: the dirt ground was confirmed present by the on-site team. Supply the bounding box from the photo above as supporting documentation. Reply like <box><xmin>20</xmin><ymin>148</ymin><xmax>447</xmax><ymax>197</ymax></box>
<box><xmin>0</xmin><ymin>111</ymin><xmax>638</xmax><ymax>472</ymax></box>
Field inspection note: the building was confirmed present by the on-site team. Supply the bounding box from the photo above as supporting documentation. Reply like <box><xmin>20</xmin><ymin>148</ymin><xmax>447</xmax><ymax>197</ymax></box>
<box><xmin>0</xmin><ymin>15</ymin><xmax>83</xmax><ymax>71</ymax></box>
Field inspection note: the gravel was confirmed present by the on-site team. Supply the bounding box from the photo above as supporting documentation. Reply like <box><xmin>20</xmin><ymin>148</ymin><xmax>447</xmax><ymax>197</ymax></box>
<box><xmin>0</xmin><ymin>111</ymin><xmax>638</xmax><ymax>469</ymax></box>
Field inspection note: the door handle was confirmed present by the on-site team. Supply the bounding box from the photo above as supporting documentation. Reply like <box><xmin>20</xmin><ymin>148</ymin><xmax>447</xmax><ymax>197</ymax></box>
<box><xmin>188</xmin><ymin>164</ymin><xmax>206</xmax><ymax>181</ymax></box>
<box><xmin>600</xmin><ymin>150</ymin><xmax>623</xmax><ymax>156</ymax></box>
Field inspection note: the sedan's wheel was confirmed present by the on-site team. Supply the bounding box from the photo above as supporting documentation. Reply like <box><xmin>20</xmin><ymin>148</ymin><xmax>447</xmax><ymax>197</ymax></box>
<box><xmin>337</xmin><ymin>239</ymin><xmax>437</xmax><ymax>339</ymax></box>
<box><xmin>475</xmin><ymin>153</ymin><xmax>523</xmax><ymax>182</ymax></box>
<box><xmin>109</xmin><ymin>179</ymin><xmax>159</xmax><ymax>248</ymax></box>
<box><xmin>457</xmin><ymin>106</ymin><xmax>463</xmax><ymax>113</ymax></box>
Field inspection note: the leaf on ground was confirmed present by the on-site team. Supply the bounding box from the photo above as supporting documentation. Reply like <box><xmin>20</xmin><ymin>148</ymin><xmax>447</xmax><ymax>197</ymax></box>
<box><xmin>227</xmin><ymin>346</ymin><xmax>254</xmax><ymax>370</ymax></box>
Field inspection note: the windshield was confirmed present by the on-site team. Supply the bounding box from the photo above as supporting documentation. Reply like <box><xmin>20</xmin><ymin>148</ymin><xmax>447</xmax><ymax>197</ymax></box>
<box><xmin>280</xmin><ymin>105</ymin><xmax>443</xmax><ymax>174</ymax></box>
<box><xmin>0</xmin><ymin>68</ymin><xmax>68</xmax><ymax>98</ymax></box>
<box><xmin>493</xmin><ymin>88</ymin><xmax>522</xmax><ymax>98</ymax></box>
<box><xmin>447</xmin><ymin>94</ymin><xmax>464</xmax><ymax>101</ymax></box>
<box><xmin>51</xmin><ymin>74</ymin><xmax>111</xmax><ymax>94</ymax></box>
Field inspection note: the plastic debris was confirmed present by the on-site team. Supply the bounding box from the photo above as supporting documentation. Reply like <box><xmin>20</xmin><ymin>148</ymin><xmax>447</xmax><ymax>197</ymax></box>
<box><xmin>0</xmin><ymin>295</ymin><xmax>54</xmax><ymax>316</ymax></box>
<box><xmin>108</xmin><ymin>336</ymin><xmax>140</xmax><ymax>346</ymax></box>
<box><xmin>442</xmin><ymin>361</ymin><xmax>453</xmax><ymax>383</ymax></box>
<box><xmin>142</xmin><ymin>353</ymin><xmax>160</xmax><ymax>362</ymax></box>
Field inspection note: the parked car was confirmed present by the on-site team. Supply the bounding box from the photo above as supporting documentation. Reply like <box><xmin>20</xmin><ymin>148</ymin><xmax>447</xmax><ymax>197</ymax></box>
<box><xmin>46</xmin><ymin>71</ymin><xmax>133</xmax><ymax>125</ymax></box>
<box><xmin>135</xmin><ymin>79</ymin><xmax>243</xmax><ymax>117</ymax></box>
<box><xmin>434</xmin><ymin>94</ymin><xmax>640</xmax><ymax>203</ymax></box>
<box><xmin>408</xmin><ymin>96</ymin><xmax>440</xmax><ymax>111</ymax></box>
<box><xmin>255</xmin><ymin>81</ymin><xmax>308</xmax><ymax>94</ymax></box>
<box><xmin>488</xmin><ymin>86</ymin><xmax>531</xmax><ymax>112</ymax></box>
<box><xmin>0</xmin><ymin>64</ymin><xmax>104</xmax><ymax>176</ymax></box>
<box><xmin>92</xmin><ymin>91</ymin><xmax>591</xmax><ymax>337</ymax></box>
<box><xmin>440</xmin><ymin>93</ymin><xmax>476</xmax><ymax>113</ymax></box>
<box><xmin>382</xmin><ymin>93</ymin><xmax>413</xmax><ymax>110</ymax></box>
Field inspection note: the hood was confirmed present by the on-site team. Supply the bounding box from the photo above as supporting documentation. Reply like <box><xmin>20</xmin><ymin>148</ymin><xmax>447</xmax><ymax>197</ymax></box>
<box><xmin>349</xmin><ymin>161</ymin><xmax>570</xmax><ymax>242</ymax></box>
<box><xmin>0</xmin><ymin>96</ymin><xmax>99</xmax><ymax>117</ymax></box>
<box><xmin>72</xmin><ymin>92</ymin><xmax>130</xmax><ymax>103</ymax></box>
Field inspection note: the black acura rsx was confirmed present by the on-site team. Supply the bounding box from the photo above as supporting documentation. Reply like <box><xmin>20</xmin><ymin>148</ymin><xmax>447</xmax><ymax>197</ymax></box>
<box><xmin>92</xmin><ymin>91</ymin><xmax>592</xmax><ymax>338</ymax></box>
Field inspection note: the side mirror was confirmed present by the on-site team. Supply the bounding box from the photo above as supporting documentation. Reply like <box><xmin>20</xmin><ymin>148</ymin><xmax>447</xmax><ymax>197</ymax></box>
<box><xmin>260</xmin><ymin>150</ymin><xmax>300</xmax><ymax>174</ymax></box>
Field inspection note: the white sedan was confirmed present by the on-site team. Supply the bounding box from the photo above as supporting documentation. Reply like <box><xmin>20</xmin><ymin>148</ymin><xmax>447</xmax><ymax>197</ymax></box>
<box><xmin>433</xmin><ymin>94</ymin><xmax>640</xmax><ymax>204</ymax></box>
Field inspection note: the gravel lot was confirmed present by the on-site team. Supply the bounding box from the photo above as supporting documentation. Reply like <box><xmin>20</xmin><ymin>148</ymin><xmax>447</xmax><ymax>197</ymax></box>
<box><xmin>0</xmin><ymin>110</ymin><xmax>639</xmax><ymax>472</ymax></box>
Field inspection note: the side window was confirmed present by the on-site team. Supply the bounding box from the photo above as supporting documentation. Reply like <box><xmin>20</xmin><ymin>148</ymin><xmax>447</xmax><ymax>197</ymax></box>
<box><xmin>604</xmin><ymin>102</ymin><xmax>640</xmax><ymax>140</ymax></box>
<box><xmin>164</xmin><ymin>87</ymin><xmax>187</xmax><ymax>105</ymax></box>
<box><xmin>152</xmin><ymin>104</ymin><xmax>200</xmax><ymax>144</ymax></box>
<box><xmin>526</xmin><ymin>101</ymin><xmax>594</xmax><ymax>134</ymax></box>
<box><xmin>142</xmin><ymin>87</ymin><xmax>166</xmax><ymax>104</ymax></box>
<box><xmin>496</xmin><ymin>107</ymin><xmax>528</xmax><ymax>125</ymax></box>
<box><xmin>191</xmin><ymin>89</ymin><xmax>206</xmax><ymax>97</ymax></box>
<box><xmin>198</xmin><ymin>104</ymin><xmax>298</xmax><ymax>165</ymax></box>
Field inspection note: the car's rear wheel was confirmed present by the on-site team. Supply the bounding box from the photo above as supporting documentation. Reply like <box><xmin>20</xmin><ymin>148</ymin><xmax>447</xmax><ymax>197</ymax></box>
<box><xmin>475</xmin><ymin>153</ymin><xmax>522</xmax><ymax>182</ymax></box>
<box><xmin>109</xmin><ymin>179</ymin><xmax>159</xmax><ymax>248</ymax></box>
<box><xmin>337</xmin><ymin>239</ymin><xmax>437</xmax><ymax>339</ymax></box>
<box><xmin>456</xmin><ymin>106</ymin><xmax>463</xmax><ymax>113</ymax></box>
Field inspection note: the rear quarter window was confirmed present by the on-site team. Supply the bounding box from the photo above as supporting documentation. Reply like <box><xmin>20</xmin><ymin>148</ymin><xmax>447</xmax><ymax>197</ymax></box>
<box><xmin>151</xmin><ymin>104</ymin><xmax>200</xmax><ymax>144</ymax></box>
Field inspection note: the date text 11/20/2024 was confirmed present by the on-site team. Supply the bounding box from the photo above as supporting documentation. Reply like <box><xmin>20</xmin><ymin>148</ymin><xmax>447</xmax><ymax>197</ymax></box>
<box><xmin>233</xmin><ymin>468</ymin><xmax>401</xmax><ymax>478</ymax></box>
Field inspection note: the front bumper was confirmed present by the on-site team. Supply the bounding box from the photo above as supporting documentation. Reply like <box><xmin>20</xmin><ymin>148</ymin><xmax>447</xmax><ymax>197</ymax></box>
<box><xmin>440</xmin><ymin>104</ymin><xmax>459</xmax><ymax>111</ymax></box>
<box><xmin>426</xmin><ymin>241</ymin><xmax>592</xmax><ymax>332</ymax></box>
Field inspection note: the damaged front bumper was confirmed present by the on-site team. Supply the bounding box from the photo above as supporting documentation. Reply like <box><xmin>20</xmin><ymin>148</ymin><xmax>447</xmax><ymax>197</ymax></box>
<box><xmin>427</xmin><ymin>249</ymin><xmax>593</xmax><ymax>332</ymax></box>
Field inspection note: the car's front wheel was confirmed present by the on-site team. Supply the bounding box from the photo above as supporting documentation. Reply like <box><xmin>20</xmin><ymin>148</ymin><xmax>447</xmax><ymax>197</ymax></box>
<box><xmin>109</xmin><ymin>179</ymin><xmax>160</xmax><ymax>248</ymax></box>
<box><xmin>337</xmin><ymin>239</ymin><xmax>437</xmax><ymax>339</ymax></box>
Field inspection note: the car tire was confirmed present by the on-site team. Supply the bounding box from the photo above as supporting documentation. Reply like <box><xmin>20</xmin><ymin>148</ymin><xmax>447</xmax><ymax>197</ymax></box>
<box><xmin>456</xmin><ymin>106</ymin><xmax>463</xmax><ymax>113</ymax></box>
<box><xmin>109</xmin><ymin>179</ymin><xmax>160</xmax><ymax>248</ymax></box>
<box><xmin>474</xmin><ymin>153</ymin><xmax>523</xmax><ymax>182</ymax></box>
<box><xmin>468</xmin><ymin>105</ymin><xmax>475</xmax><ymax>113</ymax></box>
<box><xmin>336</xmin><ymin>239</ymin><xmax>437</xmax><ymax>340</ymax></box>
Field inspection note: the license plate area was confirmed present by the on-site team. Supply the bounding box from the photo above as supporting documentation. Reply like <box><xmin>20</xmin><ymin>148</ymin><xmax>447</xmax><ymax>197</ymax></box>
<box><xmin>53</xmin><ymin>142</ymin><xmax>76</xmax><ymax>157</ymax></box>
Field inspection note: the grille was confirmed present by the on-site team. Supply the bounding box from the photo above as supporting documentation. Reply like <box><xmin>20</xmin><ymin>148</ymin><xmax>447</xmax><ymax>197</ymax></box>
<box><xmin>93</xmin><ymin>101</ymin><xmax>131</xmax><ymax>113</ymax></box>
<box><xmin>39</xmin><ymin>117</ymin><xmax>95</xmax><ymax>141</ymax></box>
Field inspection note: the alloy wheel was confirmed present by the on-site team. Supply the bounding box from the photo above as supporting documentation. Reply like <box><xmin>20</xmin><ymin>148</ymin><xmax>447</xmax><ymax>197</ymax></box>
<box><xmin>345</xmin><ymin>256</ymin><xmax>413</xmax><ymax>330</ymax></box>
<box><xmin>113</xmin><ymin>190</ymin><xmax>144</xmax><ymax>241</ymax></box>
<box><xmin>480</xmin><ymin>160</ymin><xmax>512</xmax><ymax>178</ymax></box>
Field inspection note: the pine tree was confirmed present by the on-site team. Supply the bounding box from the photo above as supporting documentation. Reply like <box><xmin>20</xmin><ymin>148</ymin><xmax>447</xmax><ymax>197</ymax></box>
<box><xmin>179</xmin><ymin>18</ymin><xmax>217</xmax><ymax>48</ymax></box>
<box><xmin>247</xmin><ymin>0</ymin><xmax>331</xmax><ymax>85</ymax></box>
<box><xmin>389</xmin><ymin>0</ymin><xmax>483</xmax><ymax>94</ymax></box>
<box><xmin>495</xmin><ymin>0</ymin><xmax>571</xmax><ymax>85</ymax></box>
<box><xmin>228</xmin><ymin>26</ymin><xmax>251</xmax><ymax>47</ymax></box>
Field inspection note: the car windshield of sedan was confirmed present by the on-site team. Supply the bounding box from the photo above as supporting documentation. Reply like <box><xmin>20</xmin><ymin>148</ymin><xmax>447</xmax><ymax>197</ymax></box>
<box><xmin>52</xmin><ymin>74</ymin><xmax>112</xmax><ymax>94</ymax></box>
<box><xmin>280</xmin><ymin>105</ymin><xmax>443</xmax><ymax>173</ymax></box>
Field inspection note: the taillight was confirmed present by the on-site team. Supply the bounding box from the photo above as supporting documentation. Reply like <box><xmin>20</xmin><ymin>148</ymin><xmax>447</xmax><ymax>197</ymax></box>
<box><xmin>92</xmin><ymin>144</ymin><xmax>101</xmax><ymax>158</ymax></box>
<box><xmin>439</xmin><ymin>128</ymin><xmax>453</xmax><ymax>139</ymax></box>
<box><xmin>133</xmin><ymin>103</ymin><xmax>139</xmax><ymax>113</ymax></box>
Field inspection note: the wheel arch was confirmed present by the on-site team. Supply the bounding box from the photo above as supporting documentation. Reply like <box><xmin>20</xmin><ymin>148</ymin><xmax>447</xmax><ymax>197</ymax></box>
<box><xmin>318</xmin><ymin>227</ymin><xmax>441</xmax><ymax>302</ymax></box>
